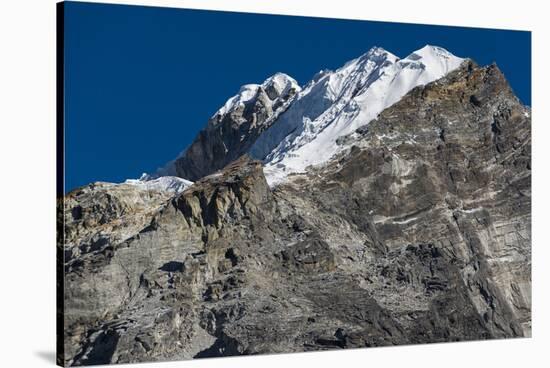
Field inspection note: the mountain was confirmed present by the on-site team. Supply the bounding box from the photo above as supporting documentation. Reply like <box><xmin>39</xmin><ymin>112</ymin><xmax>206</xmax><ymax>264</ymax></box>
<box><xmin>59</xmin><ymin>46</ymin><xmax>531</xmax><ymax>366</ymax></box>
<box><xmin>251</xmin><ymin>45</ymin><xmax>464</xmax><ymax>184</ymax></box>
<box><xmin>150</xmin><ymin>45</ymin><xmax>464</xmax><ymax>185</ymax></box>
<box><xmin>152</xmin><ymin>73</ymin><xmax>300</xmax><ymax>181</ymax></box>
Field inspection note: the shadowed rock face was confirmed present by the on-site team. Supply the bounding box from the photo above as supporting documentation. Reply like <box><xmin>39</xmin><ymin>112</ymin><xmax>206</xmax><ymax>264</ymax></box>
<box><xmin>60</xmin><ymin>61</ymin><xmax>530</xmax><ymax>366</ymax></box>
<box><xmin>168</xmin><ymin>80</ymin><xmax>299</xmax><ymax>181</ymax></box>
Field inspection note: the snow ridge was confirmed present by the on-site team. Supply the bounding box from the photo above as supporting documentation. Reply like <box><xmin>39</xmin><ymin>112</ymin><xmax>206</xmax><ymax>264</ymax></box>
<box><xmin>137</xmin><ymin>45</ymin><xmax>463</xmax><ymax>189</ymax></box>
<box><xmin>251</xmin><ymin>45</ymin><xmax>464</xmax><ymax>185</ymax></box>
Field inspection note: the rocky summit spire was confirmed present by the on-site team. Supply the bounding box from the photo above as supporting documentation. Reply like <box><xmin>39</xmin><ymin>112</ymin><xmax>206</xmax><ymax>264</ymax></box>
<box><xmin>152</xmin><ymin>72</ymin><xmax>300</xmax><ymax>181</ymax></box>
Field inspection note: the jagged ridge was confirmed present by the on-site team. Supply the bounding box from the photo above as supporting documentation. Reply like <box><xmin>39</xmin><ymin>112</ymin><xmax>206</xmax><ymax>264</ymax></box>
<box><xmin>147</xmin><ymin>45</ymin><xmax>464</xmax><ymax>186</ymax></box>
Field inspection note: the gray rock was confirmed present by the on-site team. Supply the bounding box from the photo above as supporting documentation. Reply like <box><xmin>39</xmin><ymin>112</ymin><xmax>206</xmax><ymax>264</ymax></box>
<box><xmin>59</xmin><ymin>61</ymin><xmax>531</xmax><ymax>366</ymax></box>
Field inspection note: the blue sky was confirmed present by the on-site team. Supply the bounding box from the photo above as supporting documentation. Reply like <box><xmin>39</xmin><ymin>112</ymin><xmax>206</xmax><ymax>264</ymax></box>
<box><xmin>64</xmin><ymin>1</ymin><xmax>531</xmax><ymax>192</ymax></box>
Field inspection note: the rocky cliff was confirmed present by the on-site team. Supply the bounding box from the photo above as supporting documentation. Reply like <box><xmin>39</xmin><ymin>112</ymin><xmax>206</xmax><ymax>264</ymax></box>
<box><xmin>158</xmin><ymin>73</ymin><xmax>300</xmax><ymax>181</ymax></box>
<box><xmin>59</xmin><ymin>56</ymin><xmax>531</xmax><ymax>366</ymax></box>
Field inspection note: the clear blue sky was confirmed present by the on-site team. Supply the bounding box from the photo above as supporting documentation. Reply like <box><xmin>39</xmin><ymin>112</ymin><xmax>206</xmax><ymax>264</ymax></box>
<box><xmin>64</xmin><ymin>1</ymin><xmax>531</xmax><ymax>192</ymax></box>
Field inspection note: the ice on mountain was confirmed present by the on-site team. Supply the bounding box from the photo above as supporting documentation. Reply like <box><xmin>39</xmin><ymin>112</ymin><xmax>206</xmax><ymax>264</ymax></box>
<box><xmin>250</xmin><ymin>45</ymin><xmax>464</xmax><ymax>186</ymax></box>
<box><xmin>214</xmin><ymin>72</ymin><xmax>300</xmax><ymax>118</ymax></box>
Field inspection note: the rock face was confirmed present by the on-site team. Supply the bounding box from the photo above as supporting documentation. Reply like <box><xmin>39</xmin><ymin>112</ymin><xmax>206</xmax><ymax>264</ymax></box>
<box><xmin>59</xmin><ymin>59</ymin><xmax>531</xmax><ymax>366</ymax></box>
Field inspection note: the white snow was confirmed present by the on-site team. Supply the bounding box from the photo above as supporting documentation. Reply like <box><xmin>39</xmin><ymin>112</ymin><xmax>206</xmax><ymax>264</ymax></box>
<box><xmin>460</xmin><ymin>207</ymin><xmax>483</xmax><ymax>214</ymax></box>
<box><xmin>213</xmin><ymin>72</ymin><xmax>300</xmax><ymax>118</ymax></box>
<box><xmin>216</xmin><ymin>84</ymin><xmax>259</xmax><ymax>117</ymax></box>
<box><xmin>124</xmin><ymin>176</ymin><xmax>193</xmax><ymax>194</ymax></box>
<box><xmin>249</xmin><ymin>45</ymin><xmax>464</xmax><ymax>186</ymax></box>
<box><xmin>392</xmin><ymin>217</ymin><xmax>418</xmax><ymax>225</ymax></box>
<box><xmin>373</xmin><ymin>214</ymin><xmax>418</xmax><ymax>225</ymax></box>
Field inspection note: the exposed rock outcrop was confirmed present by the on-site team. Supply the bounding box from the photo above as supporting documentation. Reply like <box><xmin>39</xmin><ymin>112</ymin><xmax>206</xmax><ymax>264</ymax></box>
<box><xmin>59</xmin><ymin>60</ymin><xmax>530</xmax><ymax>366</ymax></box>
<box><xmin>163</xmin><ymin>73</ymin><xmax>300</xmax><ymax>181</ymax></box>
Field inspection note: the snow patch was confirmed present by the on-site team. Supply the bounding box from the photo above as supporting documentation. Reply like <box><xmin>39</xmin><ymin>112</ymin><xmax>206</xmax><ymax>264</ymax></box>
<box><xmin>392</xmin><ymin>217</ymin><xmax>418</xmax><ymax>225</ymax></box>
<box><xmin>124</xmin><ymin>176</ymin><xmax>193</xmax><ymax>194</ymax></box>
<box><xmin>460</xmin><ymin>207</ymin><xmax>484</xmax><ymax>214</ymax></box>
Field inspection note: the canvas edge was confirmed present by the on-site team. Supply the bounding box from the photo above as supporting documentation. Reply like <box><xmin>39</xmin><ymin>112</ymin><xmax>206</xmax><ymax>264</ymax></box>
<box><xmin>56</xmin><ymin>2</ymin><xmax>66</xmax><ymax>367</ymax></box>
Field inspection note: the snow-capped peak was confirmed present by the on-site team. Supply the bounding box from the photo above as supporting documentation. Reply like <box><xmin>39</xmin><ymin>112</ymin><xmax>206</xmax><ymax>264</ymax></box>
<box><xmin>264</xmin><ymin>72</ymin><xmax>300</xmax><ymax>97</ymax></box>
<box><xmin>405</xmin><ymin>45</ymin><xmax>455</xmax><ymax>61</ymax></box>
<box><xmin>355</xmin><ymin>46</ymin><xmax>399</xmax><ymax>65</ymax></box>
<box><xmin>249</xmin><ymin>45</ymin><xmax>464</xmax><ymax>185</ymax></box>
<box><xmin>399</xmin><ymin>45</ymin><xmax>464</xmax><ymax>80</ymax></box>
<box><xmin>138</xmin><ymin>45</ymin><xmax>464</xmax><ymax>189</ymax></box>
<box><xmin>213</xmin><ymin>72</ymin><xmax>300</xmax><ymax>118</ymax></box>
